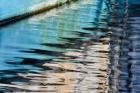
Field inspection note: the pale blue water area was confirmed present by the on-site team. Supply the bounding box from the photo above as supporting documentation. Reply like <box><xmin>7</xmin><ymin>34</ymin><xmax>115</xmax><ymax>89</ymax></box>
<box><xmin>0</xmin><ymin>0</ymin><xmax>49</xmax><ymax>19</ymax></box>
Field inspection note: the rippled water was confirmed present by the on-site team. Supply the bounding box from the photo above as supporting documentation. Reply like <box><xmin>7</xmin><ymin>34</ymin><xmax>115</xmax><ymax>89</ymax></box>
<box><xmin>0</xmin><ymin>0</ymin><xmax>140</xmax><ymax>93</ymax></box>
<box><xmin>108</xmin><ymin>0</ymin><xmax>140</xmax><ymax>93</ymax></box>
<box><xmin>0</xmin><ymin>0</ymin><xmax>50</xmax><ymax>19</ymax></box>
<box><xmin>0</xmin><ymin>0</ymin><xmax>118</xmax><ymax>93</ymax></box>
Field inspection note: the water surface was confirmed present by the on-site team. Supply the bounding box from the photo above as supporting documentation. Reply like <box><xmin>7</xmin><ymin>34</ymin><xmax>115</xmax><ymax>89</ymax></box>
<box><xmin>0</xmin><ymin>0</ymin><xmax>111</xmax><ymax>92</ymax></box>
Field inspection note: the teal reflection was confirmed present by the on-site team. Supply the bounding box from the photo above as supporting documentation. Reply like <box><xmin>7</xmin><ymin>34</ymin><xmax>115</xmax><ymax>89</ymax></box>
<box><xmin>0</xmin><ymin>0</ymin><xmax>49</xmax><ymax>19</ymax></box>
<box><xmin>0</xmin><ymin>0</ymin><xmax>110</xmax><ymax>73</ymax></box>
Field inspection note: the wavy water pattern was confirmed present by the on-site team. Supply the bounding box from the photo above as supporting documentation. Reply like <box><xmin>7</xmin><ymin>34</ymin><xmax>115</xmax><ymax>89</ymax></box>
<box><xmin>0</xmin><ymin>0</ymin><xmax>111</xmax><ymax>93</ymax></box>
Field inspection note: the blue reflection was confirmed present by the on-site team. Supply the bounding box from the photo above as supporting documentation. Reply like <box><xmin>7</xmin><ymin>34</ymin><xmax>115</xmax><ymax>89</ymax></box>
<box><xmin>0</xmin><ymin>0</ymin><xmax>109</xmax><ymax>84</ymax></box>
<box><xmin>0</xmin><ymin>0</ymin><xmax>49</xmax><ymax>19</ymax></box>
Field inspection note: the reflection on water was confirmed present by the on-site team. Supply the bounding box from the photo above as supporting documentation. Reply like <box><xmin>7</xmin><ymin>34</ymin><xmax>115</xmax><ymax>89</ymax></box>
<box><xmin>0</xmin><ymin>0</ymin><xmax>49</xmax><ymax>19</ymax></box>
<box><xmin>0</xmin><ymin>0</ymin><xmax>111</xmax><ymax>92</ymax></box>
<box><xmin>108</xmin><ymin>0</ymin><xmax>140</xmax><ymax>93</ymax></box>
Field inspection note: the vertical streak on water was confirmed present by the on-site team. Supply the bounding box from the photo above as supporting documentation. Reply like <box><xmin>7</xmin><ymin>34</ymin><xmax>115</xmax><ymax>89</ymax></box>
<box><xmin>128</xmin><ymin>0</ymin><xmax>140</xmax><ymax>92</ymax></box>
<box><xmin>118</xmin><ymin>0</ymin><xmax>131</xmax><ymax>92</ymax></box>
<box><xmin>108</xmin><ymin>0</ymin><xmax>129</xmax><ymax>92</ymax></box>
<box><xmin>109</xmin><ymin>0</ymin><xmax>120</xmax><ymax>92</ymax></box>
